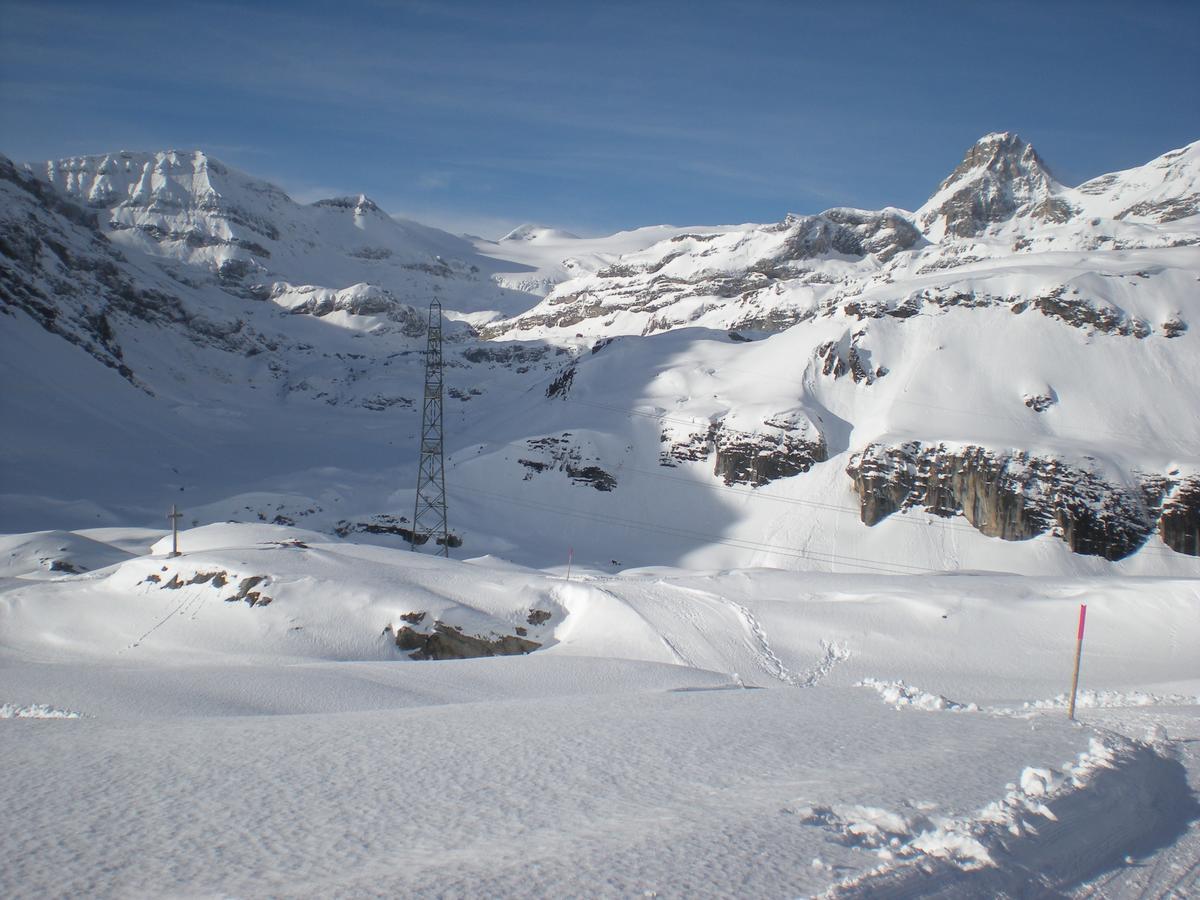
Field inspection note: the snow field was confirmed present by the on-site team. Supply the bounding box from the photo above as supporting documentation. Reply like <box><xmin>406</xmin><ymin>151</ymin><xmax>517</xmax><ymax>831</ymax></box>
<box><xmin>1</xmin><ymin>523</ymin><xmax>1197</xmax><ymax>896</ymax></box>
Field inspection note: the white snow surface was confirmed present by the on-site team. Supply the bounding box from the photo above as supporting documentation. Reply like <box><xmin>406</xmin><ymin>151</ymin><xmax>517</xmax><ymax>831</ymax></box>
<box><xmin>4</xmin><ymin>134</ymin><xmax>1200</xmax><ymax>895</ymax></box>
<box><xmin>1</xmin><ymin>523</ymin><xmax>1198</xmax><ymax>897</ymax></box>
<box><xmin>3</xmin><ymin>133</ymin><xmax>1199</xmax><ymax>579</ymax></box>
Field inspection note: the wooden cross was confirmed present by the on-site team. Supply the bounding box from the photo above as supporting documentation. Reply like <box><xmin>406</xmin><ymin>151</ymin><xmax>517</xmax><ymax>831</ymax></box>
<box><xmin>168</xmin><ymin>504</ymin><xmax>183</xmax><ymax>557</ymax></box>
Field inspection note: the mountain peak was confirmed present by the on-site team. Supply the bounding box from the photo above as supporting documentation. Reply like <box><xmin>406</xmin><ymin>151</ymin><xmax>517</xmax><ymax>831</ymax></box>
<box><xmin>948</xmin><ymin>132</ymin><xmax>1048</xmax><ymax>180</ymax></box>
<box><xmin>917</xmin><ymin>132</ymin><xmax>1072</xmax><ymax>239</ymax></box>
<box><xmin>500</xmin><ymin>223</ymin><xmax>580</xmax><ymax>242</ymax></box>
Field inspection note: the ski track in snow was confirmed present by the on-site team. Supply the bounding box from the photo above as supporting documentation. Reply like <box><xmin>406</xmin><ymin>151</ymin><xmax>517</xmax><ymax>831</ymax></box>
<box><xmin>128</xmin><ymin>583</ymin><xmax>209</xmax><ymax>649</ymax></box>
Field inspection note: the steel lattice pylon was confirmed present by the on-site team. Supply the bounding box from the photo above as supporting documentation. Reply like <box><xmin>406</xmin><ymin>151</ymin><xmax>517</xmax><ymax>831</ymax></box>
<box><xmin>411</xmin><ymin>299</ymin><xmax>449</xmax><ymax>556</ymax></box>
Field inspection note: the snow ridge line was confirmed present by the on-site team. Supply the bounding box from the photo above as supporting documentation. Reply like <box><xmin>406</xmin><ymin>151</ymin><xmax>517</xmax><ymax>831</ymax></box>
<box><xmin>856</xmin><ymin>679</ymin><xmax>1198</xmax><ymax>717</ymax></box>
<box><xmin>820</xmin><ymin>737</ymin><xmax>1200</xmax><ymax>898</ymax></box>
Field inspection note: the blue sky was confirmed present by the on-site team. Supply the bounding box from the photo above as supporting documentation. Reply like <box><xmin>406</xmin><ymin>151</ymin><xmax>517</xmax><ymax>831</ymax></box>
<box><xmin>2</xmin><ymin>0</ymin><xmax>1197</xmax><ymax>238</ymax></box>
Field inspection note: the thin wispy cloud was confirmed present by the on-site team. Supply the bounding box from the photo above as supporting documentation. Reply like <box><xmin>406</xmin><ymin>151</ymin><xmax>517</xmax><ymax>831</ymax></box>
<box><xmin>3</xmin><ymin>0</ymin><xmax>1197</xmax><ymax>234</ymax></box>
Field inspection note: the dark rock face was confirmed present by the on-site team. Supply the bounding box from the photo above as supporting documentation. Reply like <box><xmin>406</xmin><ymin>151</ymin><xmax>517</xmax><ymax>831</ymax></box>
<box><xmin>146</xmin><ymin>567</ymin><xmax>273</xmax><ymax>604</ymax></box>
<box><xmin>1016</xmin><ymin>287</ymin><xmax>1152</xmax><ymax>338</ymax></box>
<box><xmin>485</xmin><ymin>211</ymin><xmax>919</xmax><ymax>340</ymax></box>
<box><xmin>815</xmin><ymin>330</ymin><xmax>886</xmax><ymax>384</ymax></box>
<box><xmin>1159</xmin><ymin>477</ymin><xmax>1200</xmax><ymax>556</ymax></box>
<box><xmin>0</xmin><ymin>155</ymin><xmax>292</xmax><ymax>389</ymax></box>
<box><xmin>846</xmin><ymin>442</ymin><xmax>1171</xmax><ymax>560</ymax></box>
<box><xmin>1116</xmin><ymin>193</ymin><xmax>1200</xmax><ymax>224</ymax></box>
<box><xmin>712</xmin><ymin>427</ymin><xmax>828</xmax><ymax>487</ymax></box>
<box><xmin>1023</xmin><ymin>391</ymin><xmax>1056</xmax><ymax>412</ymax></box>
<box><xmin>661</xmin><ymin>413</ymin><xmax>828</xmax><ymax>487</ymax></box>
<box><xmin>518</xmin><ymin>435</ymin><xmax>617</xmax><ymax>491</ymax></box>
<box><xmin>837</xmin><ymin>283</ymin><xmax>1154</xmax><ymax>340</ymax></box>
<box><xmin>461</xmin><ymin>344</ymin><xmax>557</xmax><ymax>366</ymax></box>
<box><xmin>393</xmin><ymin>623</ymin><xmax>541</xmax><ymax>660</ymax></box>
<box><xmin>231</xmin><ymin>575</ymin><xmax>272</xmax><ymax>606</ymax></box>
<box><xmin>333</xmin><ymin>515</ymin><xmax>464</xmax><ymax>548</ymax></box>
<box><xmin>919</xmin><ymin>133</ymin><xmax>1074</xmax><ymax>238</ymax></box>
<box><xmin>545</xmin><ymin>365</ymin><xmax>575</xmax><ymax>398</ymax></box>
<box><xmin>768</xmin><ymin>208</ymin><xmax>923</xmax><ymax>265</ymax></box>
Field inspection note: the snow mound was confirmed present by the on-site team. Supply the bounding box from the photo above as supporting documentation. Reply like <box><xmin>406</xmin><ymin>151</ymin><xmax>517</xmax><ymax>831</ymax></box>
<box><xmin>500</xmin><ymin>223</ymin><xmax>581</xmax><ymax>242</ymax></box>
<box><xmin>147</xmin><ymin>522</ymin><xmax>333</xmax><ymax>556</ymax></box>
<box><xmin>828</xmin><ymin>737</ymin><xmax>1196</xmax><ymax>894</ymax></box>
<box><xmin>0</xmin><ymin>530</ymin><xmax>134</xmax><ymax>578</ymax></box>
<box><xmin>1018</xmin><ymin>688</ymin><xmax>1200</xmax><ymax>711</ymax></box>
<box><xmin>0</xmin><ymin>703</ymin><xmax>82</xmax><ymax>719</ymax></box>
<box><xmin>858</xmin><ymin>678</ymin><xmax>978</xmax><ymax>711</ymax></box>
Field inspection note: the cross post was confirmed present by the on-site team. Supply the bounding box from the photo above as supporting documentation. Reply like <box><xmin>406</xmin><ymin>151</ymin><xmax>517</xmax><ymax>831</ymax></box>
<box><xmin>168</xmin><ymin>504</ymin><xmax>183</xmax><ymax>558</ymax></box>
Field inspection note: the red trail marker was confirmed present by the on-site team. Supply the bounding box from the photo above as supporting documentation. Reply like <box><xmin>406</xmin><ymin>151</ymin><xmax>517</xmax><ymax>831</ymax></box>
<box><xmin>1068</xmin><ymin>603</ymin><xmax>1087</xmax><ymax>720</ymax></box>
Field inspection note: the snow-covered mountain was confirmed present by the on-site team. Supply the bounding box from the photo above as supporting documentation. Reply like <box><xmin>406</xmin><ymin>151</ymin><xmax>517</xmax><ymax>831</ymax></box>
<box><xmin>36</xmin><ymin>149</ymin><xmax>538</xmax><ymax>321</ymax></box>
<box><xmin>2</xmin><ymin>134</ymin><xmax>1198</xmax><ymax>574</ymax></box>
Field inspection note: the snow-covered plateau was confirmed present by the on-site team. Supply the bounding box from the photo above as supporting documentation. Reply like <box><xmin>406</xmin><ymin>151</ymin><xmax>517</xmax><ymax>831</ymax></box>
<box><xmin>1</xmin><ymin>134</ymin><xmax>1198</xmax><ymax>897</ymax></box>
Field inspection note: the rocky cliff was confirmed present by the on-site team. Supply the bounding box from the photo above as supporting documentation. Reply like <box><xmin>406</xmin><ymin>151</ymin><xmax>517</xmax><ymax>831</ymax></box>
<box><xmin>846</xmin><ymin>443</ymin><xmax>1197</xmax><ymax>560</ymax></box>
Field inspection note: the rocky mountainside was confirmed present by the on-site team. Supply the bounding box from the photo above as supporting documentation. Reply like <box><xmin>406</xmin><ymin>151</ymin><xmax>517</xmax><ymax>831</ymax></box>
<box><xmin>35</xmin><ymin>149</ymin><xmax>538</xmax><ymax>320</ymax></box>
<box><xmin>1</xmin><ymin>135</ymin><xmax>1197</xmax><ymax>573</ymax></box>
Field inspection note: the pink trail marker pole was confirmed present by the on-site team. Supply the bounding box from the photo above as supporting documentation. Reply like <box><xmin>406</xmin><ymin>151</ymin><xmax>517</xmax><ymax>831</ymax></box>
<box><xmin>566</xmin><ymin>547</ymin><xmax>574</xmax><ymax>582</ymax></box>
<box><xmin>1068</xmin><ymin>603</ymin><xmax>1087</xmax><ymax>720</ymax></box>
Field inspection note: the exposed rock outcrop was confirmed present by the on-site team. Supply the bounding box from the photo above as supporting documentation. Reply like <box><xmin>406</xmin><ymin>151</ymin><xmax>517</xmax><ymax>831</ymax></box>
<box><xmin>763</xmin><ymin>208</ymin><xmax>922</xmax><ymax>265</ymax></box>
<box><xmin>815</xmin><ymin>329</ymin><xmax>886</xmax><ymax>384</ymax></box>
<box><xmin>917</xmin><ymin>133</ymin><xmax>1073</xmax><ymax>238</ymax></box>
<box><xmin>661</xmin><ymin>412</ymin><xmax>828</xmax><ymax>487</ymax></box>
<box><xmin>518</xmin><ymin>435</ymin><xmax>618</xmax><ymax>491</ymax></box>
<box><xmin>1159</xmin><ymin>477</ymin><xmax>1200</xmax><ymax>556</ymax></box>
<box><xmin>144</xmin><ymin>567</ymin><xmax>273</xmax><ymax>604</ymax></box>
<box><xmin>390</xmin><ymin>623</ymin><xmax>541</xmax><ymax>660</ymax></box>
<box><xmin>845</xmin><ymin>442</ymin><xmax>1173</xmax><ymax>560</ymax></box>
<box><xmin>836</xmin><ymin>284</ymin><xmax>1154</xmax><ymax>339</ymax></box>
<box><xmin>334</xmin><ymin>514</ymin><xmax>464</xmax><ymax>548</ymax></box>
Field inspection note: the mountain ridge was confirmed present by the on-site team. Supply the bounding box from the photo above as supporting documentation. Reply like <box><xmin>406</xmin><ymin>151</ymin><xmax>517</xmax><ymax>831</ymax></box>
<box><xmin>2</xmin><ymin>134</ymin><xmax>1197</xmax><ymax>572</ymax></box>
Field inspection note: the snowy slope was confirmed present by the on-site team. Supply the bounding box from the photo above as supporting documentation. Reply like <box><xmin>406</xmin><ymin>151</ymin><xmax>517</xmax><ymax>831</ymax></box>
<box><xmin>464</xmin><ymin>134</ymin><xmax>1200</xmax><ymax>570</ymax></box>
<box><xmin>1</xmin><ymin>523</ymin><xmax>1198</xmax><ymax>897</ymax></box>
<box><xmin>472</xmin><ymin>220</ymin><xmax>747</xmax><ymax>307</ymax></box>
<box><xmin>3</xmin><ymin>132</ymin><xmax>1200</xmax><ymax>900</ymax></box>
<box><xmin>2</xmin><ymin>134</ymin><xmax>1199</xmax><ymax>574</ymax></box>
<box><xmin>37</xmin><ymin>149</ymin><xmax>541</xmax><ymax>319</ymax></box>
